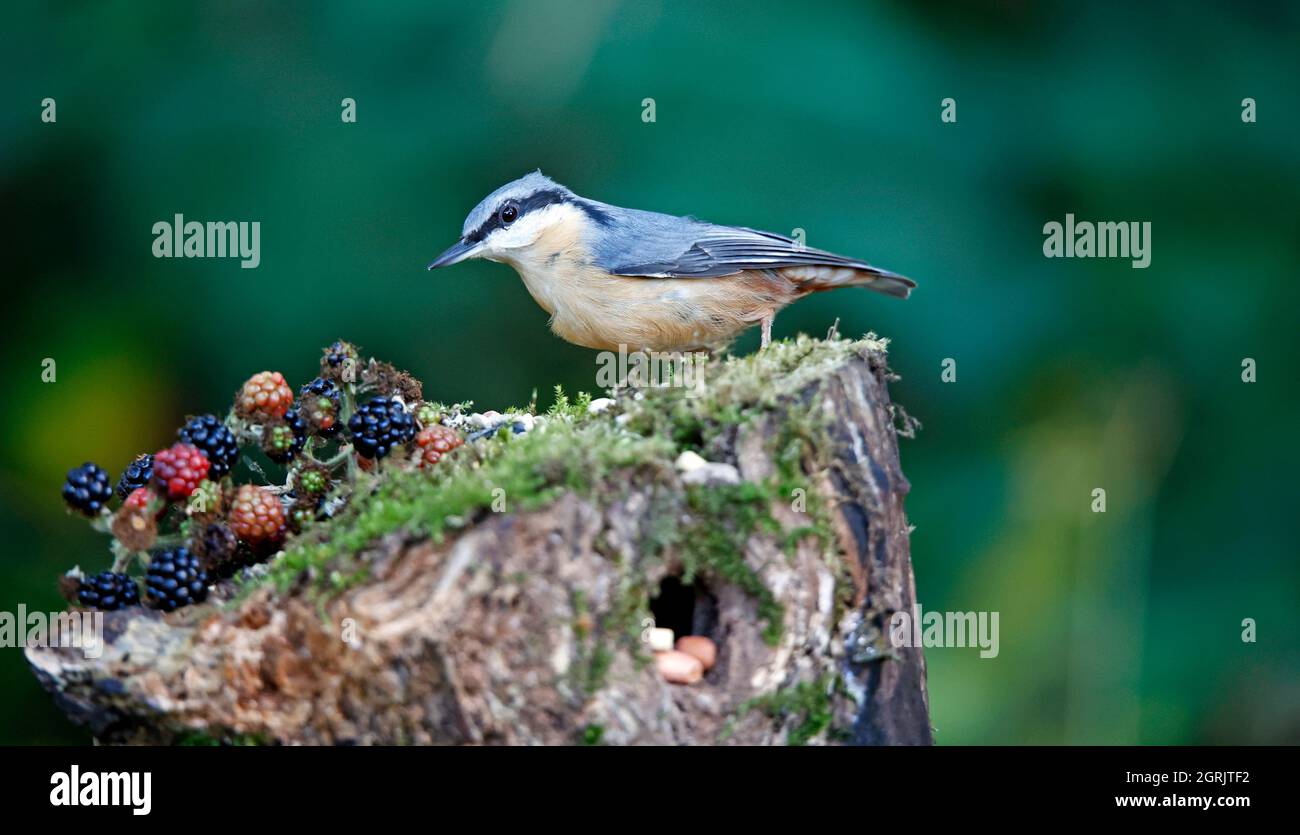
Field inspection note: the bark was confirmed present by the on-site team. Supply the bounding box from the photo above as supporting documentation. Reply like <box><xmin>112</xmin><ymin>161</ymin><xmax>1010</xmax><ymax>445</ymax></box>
<box><xmin>27</xmin><ymin>341</ymin><xmax>931</xmax><ymax>745</ymax></box>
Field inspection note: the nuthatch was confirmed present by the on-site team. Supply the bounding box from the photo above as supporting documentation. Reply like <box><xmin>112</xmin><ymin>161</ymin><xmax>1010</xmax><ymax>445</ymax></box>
<box><xmin>428</xmin><ymin>172</ymin><xmax>913</xmax><ymax>352</ymax></box>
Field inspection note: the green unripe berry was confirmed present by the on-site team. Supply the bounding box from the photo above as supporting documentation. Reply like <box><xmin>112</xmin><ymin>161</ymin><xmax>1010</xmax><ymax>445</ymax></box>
<box><xmin>299</xmin><ymin>470</ymin><xmax>326</xmax><ymax>494</ymax></box>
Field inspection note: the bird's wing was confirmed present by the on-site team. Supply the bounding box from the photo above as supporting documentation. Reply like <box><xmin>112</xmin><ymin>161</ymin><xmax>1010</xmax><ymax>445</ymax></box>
<box><xmin>604</xmin><ymin>223</ymin><xmax>894</xmax><ymax>279</ymax></box>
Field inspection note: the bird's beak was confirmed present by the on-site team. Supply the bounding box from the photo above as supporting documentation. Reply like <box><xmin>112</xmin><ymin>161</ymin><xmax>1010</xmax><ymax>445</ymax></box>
<box><xmin>427</xmin><ymin>238</ymin><xmax>480</xmax><ymax>270</ymax></box>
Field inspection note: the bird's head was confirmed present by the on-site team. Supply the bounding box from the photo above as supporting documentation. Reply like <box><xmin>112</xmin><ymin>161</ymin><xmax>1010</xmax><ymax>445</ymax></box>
<box><xmin>428</xmin><ymin>171</ymin><xmax>601</xmax><ymax>270</ymax></box>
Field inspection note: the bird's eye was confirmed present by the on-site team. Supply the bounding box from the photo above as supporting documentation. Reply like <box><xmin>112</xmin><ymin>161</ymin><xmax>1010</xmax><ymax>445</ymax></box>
<box><xmin>500</xmin><ymin>202</ymin><xmax>518</xmax><ymax>224</ymax></box>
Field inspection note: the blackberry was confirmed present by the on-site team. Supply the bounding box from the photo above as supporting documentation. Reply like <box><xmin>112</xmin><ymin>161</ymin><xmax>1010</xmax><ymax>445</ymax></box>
<box><xmin>62</xmin><ymin>463</ymin><xmax>113</xmax><ymax>516</ymax></box>
<box><xmin>178</xmin><ymin>414</ymin><xmax>240</xmax><ymax>477</ymax></box>
<box><xmin>116</xmin><ymin>454</ymin><xmax>154</xmax><ymax>498</ymax></box>
<box><xmin>77</xmin><ymin>571</ymin><xmax>140</xmax><ymax>611</ymax></box>
<box><xmin>190</xmin><ymin>522</ymin><xmax>245</xmax><ymax>579</ymax></box>
<box><xmin>152</xmin><ymin>443</ymin><xmax>211</xmax><ymax>501</ymax></box>
<box><xmin>293</xmin><ymin>466</ymin><xmax>330</xmax><ymax>497</ymax></box>
<box><xmin>414</xmin><ymin>402</ymin><xmax>442</xmax><ymax>428</ymax></box>
<box><xmin>263</xmin><ymin>409</ymin><xmax>306</xmax><ymax>463</ymax></box>
<box><xmin>236</xmin><ymin>371</ymin><xmax>294</xmax><ymax>420</ymax></box>
<box><xmin>299</xmin><ymin>377</ymin><xmax>342</xmax><ymax>437</ymax></box>
<box><xmin>230</xmin><ymin>484</ymin><xmax>287</xmax><ymax>554</ymax></box>
<box><xmin>287</xmin><ymin>494</ymin><xmax>320</xmax><ymax>534</ymax></box>
<box><xmin>112</xmin><ymin>486</ymin><xmax>162</xmax><ymax>551</ymax></box>
<box><xmin>347</xmin><ymin>397</ymin><xmax>415</xmax><ymax>460</ymax></box>
<box><xmin>144</xmin><ymin>547</ymin><xmax>210</xmax><ymax>611</ymax></box>
<box><xmin>415</xmin><ymin>425</ymin><xmax>464</xmax><ymax>468</ymax></box>
<box><xmin>321</xmin><ymin>340</ymin><xmax>358</xmax><ymax>378</ymax></box>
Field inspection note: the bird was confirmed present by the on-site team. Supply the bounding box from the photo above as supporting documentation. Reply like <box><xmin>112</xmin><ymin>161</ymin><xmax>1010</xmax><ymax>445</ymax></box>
<box><xmin>428</xmin><ymin>171</ymin><xmax>913</xmax><ymax>353</ymax></box>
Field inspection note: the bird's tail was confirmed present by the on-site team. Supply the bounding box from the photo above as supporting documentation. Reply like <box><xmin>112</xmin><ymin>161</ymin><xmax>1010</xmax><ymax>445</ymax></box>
<box><xmin>783</xmin><ymin>264</ymin><xmax>916</xmax><ymax>299</ymax></box>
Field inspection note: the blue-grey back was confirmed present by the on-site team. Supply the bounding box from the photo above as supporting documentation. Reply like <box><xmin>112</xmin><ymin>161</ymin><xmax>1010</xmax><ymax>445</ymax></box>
<box><xmin>582</xmin><ymin>199</ymin><xmax>883</xmax><ymax>279</ymax></box>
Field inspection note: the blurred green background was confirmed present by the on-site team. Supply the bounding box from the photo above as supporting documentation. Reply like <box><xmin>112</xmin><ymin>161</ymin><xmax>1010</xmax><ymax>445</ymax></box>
<box><xmin>2</xmin><ymin>0</ymin><xmax>1296</xmax><ymax>744</ymax></box>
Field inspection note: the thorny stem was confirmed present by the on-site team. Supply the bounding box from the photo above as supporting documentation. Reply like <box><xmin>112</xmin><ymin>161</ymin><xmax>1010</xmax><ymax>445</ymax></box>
<box><xmin>316</xmin><ymin>445</ymin><xmax>355</xmax><ymax>470</ymax></box>
<box><xmin>339</xmin><ymin>378</ymin><xmax>361</xmax><ymax>481</ymax></box>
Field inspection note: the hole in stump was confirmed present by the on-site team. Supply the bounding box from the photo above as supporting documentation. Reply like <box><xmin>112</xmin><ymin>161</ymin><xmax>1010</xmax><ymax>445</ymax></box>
<box><xmin>651</xmin><ymin>575</ymin><xmax>718</xmax><ymax>642</ymax></box>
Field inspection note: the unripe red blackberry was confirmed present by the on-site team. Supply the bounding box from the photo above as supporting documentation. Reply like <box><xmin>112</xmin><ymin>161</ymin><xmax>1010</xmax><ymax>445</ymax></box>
<box><xmin>124</xmin><ymin>487</ymin><xmax>158</xmax><ymax>512</ymax></box>
<box><xmin>152</xmin><ymin>443</ymin><xmax>211</xmax><ymax>501</ymax></box>
<box><xmin>230</xmin><ymin>484</ymin><xmax>286</xmax><ymax>551</ymax></box>
<box><xmin>236</xmin><ymin>371</ymin><xmax>294</xmax><ymax>421</ymax></box>
<box><xmin>415</xmin><ymin>425</ymin><xmax>464</xmax><ymax>468</ymax></box>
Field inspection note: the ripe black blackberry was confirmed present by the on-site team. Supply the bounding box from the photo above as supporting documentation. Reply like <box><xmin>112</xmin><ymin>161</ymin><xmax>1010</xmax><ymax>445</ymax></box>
<box><xmin>116</xmin><ymin>454</ymin><xmax>154</xmax><ymax>498</ymax></box>
<box><xmin>62</xmin><ymin>463</ymin><xmax>114</xmax><ymax>516</ymax></box>
<box><xmin>177</xmin><ymin>414</ymin><xmax>240</xmax><ymax>477</ymax></box>
<box><xmin>77</xmin><ymin>571</ymin><xmax>140</xmax><ymax>611</ymax></box>
<box><xmin>347</xmin><ymin>397</ymin><xmax>415</xmax><ymax>460</ymax></box>
<box><xmin>144</xmin><ymin>547</ymin><xmax>210</xmax><ymax>611</ymax></box>
<box><xmin>263</xmin><ymin>409</ymin><xmax>306</xmax><ymax>463</ymax></box>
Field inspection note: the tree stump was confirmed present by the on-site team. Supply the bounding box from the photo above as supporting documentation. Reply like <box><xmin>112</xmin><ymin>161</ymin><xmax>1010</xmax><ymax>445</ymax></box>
<box><xmin>27</xmin><ymin>336</ymin><xmax>931</xmax><ymax>745</ymax></box>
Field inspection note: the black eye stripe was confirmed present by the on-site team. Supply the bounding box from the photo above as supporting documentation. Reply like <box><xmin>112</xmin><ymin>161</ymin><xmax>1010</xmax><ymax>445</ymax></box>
<box><xmin>467</xmin><ymin>189</ymin><xmax>607</xmax><ymax>242</ymax></box>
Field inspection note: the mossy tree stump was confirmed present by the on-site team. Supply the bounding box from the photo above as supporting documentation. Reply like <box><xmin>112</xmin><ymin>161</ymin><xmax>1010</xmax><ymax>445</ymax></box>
<box><xmin>27</xmin><ymin>336</ymin><xmax>931</xmax><ymax>745</ymax></box>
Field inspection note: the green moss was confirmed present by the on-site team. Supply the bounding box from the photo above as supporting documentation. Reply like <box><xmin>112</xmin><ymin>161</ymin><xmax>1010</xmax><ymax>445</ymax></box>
<box><xmin>580</xmin><ymin>723</ymin><xmax>605</xmax><ymax>745</ymax></box>
<box><xmin>259</xmin><ymin>416</ymin><xmax>674</xmax><ymax>596</ymax></box>
<box><xmin>738</xmin><ymin>675</ymin><xmax>836</xmax><ymax>746</ymax></box>
<box><xmin>620</xmin><ymin>332</ymin><xmax>885</xmax><ymax>446</ymax></box>
<box><xmin>546</xmin><ymin>385</ymin><xmax>593</xmax><ymax>420</ymax></box>
<box><xmin>174</xmin><ymin>730</ymin><xmax>268</xmax><ymax>746</ymax></box>
<box><xmin>250</xmin><ymin>334</ymin><xmax>880</xmax><ymax>661</ymax></box>
<box><xmin>677</xmin><ymin>482</ymin><xmax>785</xmax><ymax>645</ymax></box>
<box><xmin>771</xmin><ymin>415</ymin><xmax>851</xmax><ymax>620</ymax></box>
